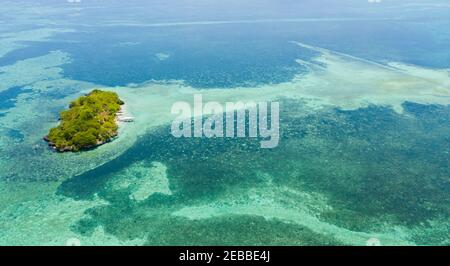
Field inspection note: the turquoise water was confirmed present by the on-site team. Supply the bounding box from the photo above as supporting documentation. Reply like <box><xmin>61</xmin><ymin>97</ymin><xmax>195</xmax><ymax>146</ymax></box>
<box><xmin>59</xmin><ymin>101</ymin><xmax>449</xmax><ymax>245</ymax></box>
<box><xmin>0</xmin><ymin>0</ymin><xmax>449</xmax><ymax>245</ymax></box>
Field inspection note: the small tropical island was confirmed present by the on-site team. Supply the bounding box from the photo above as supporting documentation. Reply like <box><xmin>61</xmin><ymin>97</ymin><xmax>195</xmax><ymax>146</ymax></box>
<box><xmin>44</xmin><ymin>89</ymin><xmax>124</xmax><ymax>152</ymax></box>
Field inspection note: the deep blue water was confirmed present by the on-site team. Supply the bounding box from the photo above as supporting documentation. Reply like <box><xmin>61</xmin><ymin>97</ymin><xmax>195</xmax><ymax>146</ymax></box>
<box><xmin>0</xmin><ymin>86</ymin><xmax>33</xmax><ymax>110</ymax></box>
<box><xmin>1</xmin><ymin>0</ymin><xmax>450</xmax><ymax>88</ymax></box>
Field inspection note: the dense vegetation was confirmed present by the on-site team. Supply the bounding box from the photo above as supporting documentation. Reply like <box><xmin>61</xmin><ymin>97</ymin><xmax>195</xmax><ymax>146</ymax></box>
<box><xmin>46</xmin><ymin>89</ymin><xmax>124</xmax><ymax>152</ymax></box>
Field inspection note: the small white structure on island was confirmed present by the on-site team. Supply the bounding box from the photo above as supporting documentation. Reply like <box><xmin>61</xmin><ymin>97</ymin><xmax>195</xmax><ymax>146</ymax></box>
<box><xmin>118</xmin><ymin>116</ymin><xmax>135</xmax><ymax>122</ymax></box>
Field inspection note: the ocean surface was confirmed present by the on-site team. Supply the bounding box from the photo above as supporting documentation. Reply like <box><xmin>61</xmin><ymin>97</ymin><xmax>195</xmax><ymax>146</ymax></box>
<box><xmin>0</xmin><ymin>0</ymin><xmax>449</xmax><ymax>245</ymax></box>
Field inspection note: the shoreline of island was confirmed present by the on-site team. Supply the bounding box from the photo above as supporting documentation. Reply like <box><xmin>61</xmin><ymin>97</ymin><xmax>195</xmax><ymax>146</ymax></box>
<box><xmin>44</xmin><ymin>89</ymin><xmax>127</xmax><ymax>152</ymax></box>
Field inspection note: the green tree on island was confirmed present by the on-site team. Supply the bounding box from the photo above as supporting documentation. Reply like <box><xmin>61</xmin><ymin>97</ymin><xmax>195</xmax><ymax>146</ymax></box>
<box><xmin>46</xmin><ymin>89</ymin><xmax>124</xmax><ymax>152</ymax></box>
